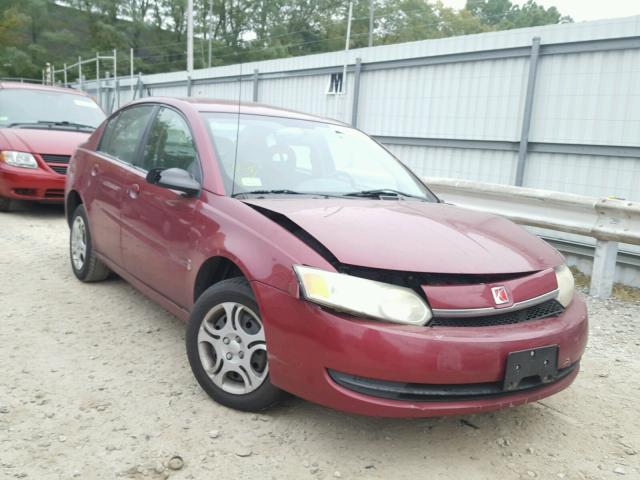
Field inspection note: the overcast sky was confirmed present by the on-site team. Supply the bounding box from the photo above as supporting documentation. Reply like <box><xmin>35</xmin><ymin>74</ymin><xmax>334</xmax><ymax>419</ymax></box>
<box><xmin>444</xmin><ymin>0</ymin><xmax>640</xmax><ymax>22</ymax></box>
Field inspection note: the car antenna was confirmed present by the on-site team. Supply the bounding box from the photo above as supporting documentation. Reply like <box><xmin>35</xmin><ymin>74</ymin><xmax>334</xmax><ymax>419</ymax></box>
<box><xmin>230</xmin><ymin>62</ymin><xmax>242</xmax><ymax>197</ymax></box>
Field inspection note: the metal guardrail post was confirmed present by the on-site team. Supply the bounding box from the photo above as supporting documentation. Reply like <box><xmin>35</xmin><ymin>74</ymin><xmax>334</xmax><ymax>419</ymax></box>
<box><xmin>104</xmin><ymin>72</ymin><xmax>112</xmax><ymax>113</ymax></box>
<box><xmin>252</xmin><ymin>69</ymin><xmax>259</xmax><ymax>102</ymax></box>
<box><xmin>187</xmin><ymin>76</ymin><xmax>192</xmax><ymax>97</ymax></box>
<box><xmin>515</xmin><ymin>37</ymin><xmax>541</xmax><ymax>186</ymax></box>
<box><xmin>134</xmin><ymin>73</ymin><xmax>144</xmax><ymax>99</ymax></box>
<box><xmin>351</xmin><ymin>58</ymin><xmax>362</xmax><ymax>127</ymax></box>
<box><xmin>590</xmin><ymin>240</ymin><xmax>619</xmax><ymax>297</ymax></box>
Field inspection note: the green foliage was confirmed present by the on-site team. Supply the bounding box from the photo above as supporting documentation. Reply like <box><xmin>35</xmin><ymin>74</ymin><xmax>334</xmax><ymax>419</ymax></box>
<box><xmin>0</xmin><ymin>0</ymin><xmax>571</xmax><ymax>81</ymax></box>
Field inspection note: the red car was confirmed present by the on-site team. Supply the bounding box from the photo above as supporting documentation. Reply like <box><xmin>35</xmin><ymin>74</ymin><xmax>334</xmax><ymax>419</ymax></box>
<box><xmin>65</xmin><ymin>98</ymin><xmax>587</xmax><ymax>417</ymax></box>
<box><xmin>0</xmin><ymin>82</ymin><xmax>104</xmax><ymax>211</ymax></box>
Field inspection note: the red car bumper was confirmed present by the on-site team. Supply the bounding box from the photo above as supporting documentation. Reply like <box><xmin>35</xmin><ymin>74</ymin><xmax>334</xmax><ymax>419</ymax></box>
<box><xmin>0</xmin><ymin>163</ymin><xmax>65</xmax><ymax>202</ymax></box>
<box><xmin>254</xmin><ymin>281</ymin><xmax>588</xmax><ymax>417</ymax></box>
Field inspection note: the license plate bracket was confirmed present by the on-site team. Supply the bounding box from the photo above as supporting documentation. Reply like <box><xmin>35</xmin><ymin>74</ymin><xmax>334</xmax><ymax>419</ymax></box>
<box><xmin>503</xmin><ymin>345</ymin><xmax>558</xmax><ymax>391</ymax></box>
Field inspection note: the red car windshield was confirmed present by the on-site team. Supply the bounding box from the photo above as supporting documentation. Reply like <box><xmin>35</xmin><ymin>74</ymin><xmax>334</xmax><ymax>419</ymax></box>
<box><xmin>0</xmin><ymin>89</ymin><xmax>104</xmax><ymax>130</ymax></box>
<box><xmin>202</xmin><ymin>112</ymin><xmax>436</xmax><ymax>201</ymax></box>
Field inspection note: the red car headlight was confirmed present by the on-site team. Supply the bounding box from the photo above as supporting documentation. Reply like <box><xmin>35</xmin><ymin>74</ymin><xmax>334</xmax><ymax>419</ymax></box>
<box><xmin>293</xmin><ymin>265</ymin><xmax>432</xmax><ymax>326</ymax></box>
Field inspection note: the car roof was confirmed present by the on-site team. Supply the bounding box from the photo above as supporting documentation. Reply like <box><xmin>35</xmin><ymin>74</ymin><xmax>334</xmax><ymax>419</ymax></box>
<box><xmin>0</xmin><ymin>82</ymin><xmax>89</xmax><ymax>97</ymax></box>
<box><xmin>129</xmin><ymin>97</ymin><xmax>349</xmax><ymax>126</ymax></box>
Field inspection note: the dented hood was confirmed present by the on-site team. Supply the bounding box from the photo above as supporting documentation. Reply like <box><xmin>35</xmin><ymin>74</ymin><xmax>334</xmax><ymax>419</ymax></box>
<box><xmin>244</xmin><ymin>198</ymin><xmax>564</xmax><ymax>274</ymax></box>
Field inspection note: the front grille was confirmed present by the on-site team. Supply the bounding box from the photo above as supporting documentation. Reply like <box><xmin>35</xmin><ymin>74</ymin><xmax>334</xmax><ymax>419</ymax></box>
<box><xmin>41</xmin><ymin>154</ymin><xmax>71</xmax><ymax>175</ymax></box>
<box><xmin>49</xmin><ymin>165</ymin><xmax>68</xmax><ymax>175</ymax></box>
<box><xmin>41</xmin><ymin>154</ymin><xmax>71</xmax><ymax>164</ymax></box>
<box><xmin>328</xmin><ymin>363</ymin><xmax>578</xmax><ymax>402</ymax></box>
<box><xmin>44</xmin><ymin>189</ymin><xmax>64</xmax><ymax>198</ymax></box>
<box><xmin>430</xmin><ymin>299</ymin><xmax>565</xmax><ymax>328</ymax></box>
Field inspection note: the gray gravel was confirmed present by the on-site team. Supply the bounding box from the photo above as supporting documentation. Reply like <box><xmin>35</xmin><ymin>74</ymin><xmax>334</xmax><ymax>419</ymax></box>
<box><xmin>1</xmin><ymin>202</ymin><xmax>639</xmax><ymax>480</ymax></box>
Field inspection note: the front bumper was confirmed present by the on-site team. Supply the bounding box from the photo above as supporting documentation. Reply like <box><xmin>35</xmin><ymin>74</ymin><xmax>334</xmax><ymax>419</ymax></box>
<box><xmin>0</xmin><ymin>163</ymin><xmax>65</xmax><ymax>202</ymax></box>
<box><xmin>253</xmin><ymin>281</ymin><xmax>588</xmax><ymax>417</ymax></box>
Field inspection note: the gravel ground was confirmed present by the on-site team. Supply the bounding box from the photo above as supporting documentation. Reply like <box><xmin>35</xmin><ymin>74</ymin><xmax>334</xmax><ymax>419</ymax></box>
<box><xmin>1</xmin><ymin>202</ymin><xmax>639</xmax><ymax>480</ymax></box>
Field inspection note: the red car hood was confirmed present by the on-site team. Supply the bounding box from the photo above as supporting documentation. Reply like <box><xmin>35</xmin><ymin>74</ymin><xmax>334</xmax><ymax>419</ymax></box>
<box><xmin>245</xmin><ymin>198</ymin><xmax>564</xmax><ymax>274</ymax></box>
<box><xmin>0</xmin><ymin>128</ymin><xmax>90</xmax><ymax>155</ymax></box>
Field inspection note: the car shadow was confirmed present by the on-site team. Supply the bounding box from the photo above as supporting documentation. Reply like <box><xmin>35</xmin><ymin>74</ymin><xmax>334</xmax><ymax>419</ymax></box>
<box><xmin>5</xmin><ymin>200</ymin><xmax>66</xmax><ymax>219</ymax></box>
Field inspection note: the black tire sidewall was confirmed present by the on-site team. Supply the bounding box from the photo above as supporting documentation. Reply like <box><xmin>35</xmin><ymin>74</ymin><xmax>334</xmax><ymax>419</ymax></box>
<box><xmin>186</xmin><ymin>278</ymin><xmax>285</xmax><ymax>412</ymax></box>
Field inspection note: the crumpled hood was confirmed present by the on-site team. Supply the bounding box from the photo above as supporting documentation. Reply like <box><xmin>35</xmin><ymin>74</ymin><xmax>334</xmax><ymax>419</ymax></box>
<box><xmin>244</xmin><ymin>198</ymin><xmax>564</xmax><ymax>274</ymax></box>
<box><xmin>0</xmin><ymin>128</ymin><xmax>90</xmax><ymax>155</ymax></box>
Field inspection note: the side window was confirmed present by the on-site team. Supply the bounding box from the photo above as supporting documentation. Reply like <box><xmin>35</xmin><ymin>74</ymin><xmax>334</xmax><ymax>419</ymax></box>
<box><xmin>140</xmin><ymin>107</ymin><xmax>200</xmax><ymax>180</ymax></box>
<box><xmin>98</xmin><ymin>106</ymin><xmax>154</xmax><ymax>164</ymax></box>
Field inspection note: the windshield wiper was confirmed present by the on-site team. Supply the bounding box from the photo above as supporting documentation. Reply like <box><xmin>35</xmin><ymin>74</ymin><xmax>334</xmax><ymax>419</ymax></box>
<box><xmin>6</xmin><ymin>121</ymin><xmax>95</xmax><ymax>131</ymax></box>
<box><xmin>233</xmin><ymin>189</ymin><xmax>347</xmax><ymax>199</ymax></box>
<box><xmin>38</xmin><ymin>121</ymin><xmax>95</xmax><ymax>131</ymax></box>
<box><xmin>342</xmin><ymin>189</ymin><xmax>426</xmax><ymax>200</ymax></box>
<box><xmin>232</xmin><ymin>189</ymin><xmax>306</xmax><ymax>198</ymax></box>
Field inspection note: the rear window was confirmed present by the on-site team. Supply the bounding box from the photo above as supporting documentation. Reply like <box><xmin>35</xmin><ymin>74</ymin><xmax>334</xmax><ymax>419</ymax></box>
<box><xmin>0</xmin><ymin>89</ymin><xmax>104</xmax><ymax>129</ymax></box>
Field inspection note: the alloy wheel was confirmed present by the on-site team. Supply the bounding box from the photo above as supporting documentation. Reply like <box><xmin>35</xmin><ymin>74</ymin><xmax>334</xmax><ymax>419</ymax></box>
<box><xmin>197</xmin><ymin>302</ymin><xmax>268</xmax><ymax>395</ymax></box>
<box><xmin>71</xmin><ymin>215</ymin><xmax>87</xmax><ymax>271</ymax></box>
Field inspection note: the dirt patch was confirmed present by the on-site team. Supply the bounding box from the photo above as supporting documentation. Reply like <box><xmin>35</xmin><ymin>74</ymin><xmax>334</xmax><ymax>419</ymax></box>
<box><xmin>1</xmin><ymin>203</ymin><xmax>639</xmax><ymax>480</ymax></box>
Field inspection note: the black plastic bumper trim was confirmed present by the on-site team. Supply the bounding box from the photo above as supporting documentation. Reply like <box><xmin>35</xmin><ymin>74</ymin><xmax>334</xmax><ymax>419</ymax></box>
<box><xmin>328</xmin><ymin>362</ymin><xmax>578</xmax><ymax>402</ymax></box>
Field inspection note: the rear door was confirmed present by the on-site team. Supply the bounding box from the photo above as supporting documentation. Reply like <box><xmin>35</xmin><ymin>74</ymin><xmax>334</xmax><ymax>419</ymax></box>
<box><xmin>88</xmin><ymin>105</ymin><xmax>156</xmax><ymax>267</ymax></box>
<box><xmin>120</xmin><ymin>106</ymin><xmax>202</xmax><ymax>308</ymax></box>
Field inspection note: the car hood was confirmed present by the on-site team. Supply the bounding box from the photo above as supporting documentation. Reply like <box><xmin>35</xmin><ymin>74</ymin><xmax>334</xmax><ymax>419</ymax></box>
<box><xmin>244</xmin><ymin>198</ymin><xmax>564</xmax><ymax>274</ymax></box>
<box><xmin>0</xmin><ymin>127</ymin><xmax>90</xmax><ymax>155</ymax></box>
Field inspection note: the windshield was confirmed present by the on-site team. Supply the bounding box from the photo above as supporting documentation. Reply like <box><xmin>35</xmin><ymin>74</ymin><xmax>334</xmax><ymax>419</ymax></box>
<box><xmin>202</xmin><ymin>113</ymin><xmax>435</xmax><ymax>201</ymax></box>
<box><xmin>0</xmin><ymin>89</ymin><xmax>104</xmax><ymax>130</ymax></box>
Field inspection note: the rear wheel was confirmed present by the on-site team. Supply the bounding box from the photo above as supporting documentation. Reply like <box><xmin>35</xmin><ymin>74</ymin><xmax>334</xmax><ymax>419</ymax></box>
<box><xmin>70</xmin><ymin>205</ymin><xmax>110</xmax><ymax>282</ymax></box>
<box><xmin>0</xmin><ymin>196</ymin><xmax>11</xmax><ymax>212</ymax></box>
<box><xmin>186</xmin><ymin>278</ymin><xmax>286</xmax><ymax>411</ymax></box>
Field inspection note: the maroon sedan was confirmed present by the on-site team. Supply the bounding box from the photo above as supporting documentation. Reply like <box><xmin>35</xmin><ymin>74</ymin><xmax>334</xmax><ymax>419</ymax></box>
<box><xmin>0</xmin><ymin>82</ymin><xmax>104</xmax><ymax>211</ymax></box>
<box><xmin>65</xmin><ymin>98</ymin><xmax>587</xmax><ymax>417</ymax></box>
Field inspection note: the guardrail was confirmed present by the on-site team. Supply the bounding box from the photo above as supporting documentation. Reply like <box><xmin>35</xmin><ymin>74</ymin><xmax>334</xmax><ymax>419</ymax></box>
<box><xmin>424</xmin><ymin>177</ymin><xmax>640</xmax><ymax>298</ymax></box>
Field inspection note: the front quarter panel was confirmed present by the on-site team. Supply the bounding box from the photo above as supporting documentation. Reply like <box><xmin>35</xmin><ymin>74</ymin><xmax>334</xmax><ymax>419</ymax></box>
<box><xmin>190</xmin><ymin>192</ymin><xmax>333</xmax><ymax>305</ymax></box>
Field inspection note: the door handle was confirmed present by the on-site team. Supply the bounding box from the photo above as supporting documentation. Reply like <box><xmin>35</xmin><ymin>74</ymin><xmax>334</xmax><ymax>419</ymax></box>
<box><xmin>128</xmin><ymin>184</ymin><xmax>140</xmax><ymax>199</ymax></box>
<box><xmin>90</xmin><ymin>164</ymin><xmax>99</xmax><ymax>177</ymax></box>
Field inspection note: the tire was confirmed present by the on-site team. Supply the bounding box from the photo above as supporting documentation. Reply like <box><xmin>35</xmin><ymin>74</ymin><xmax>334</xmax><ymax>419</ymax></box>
<box><xmin>0</xmin><ymin>196</ymin><xmax>11</xmax><ymax>212</ymax></box>
<box><xmin>69</xmin><ymin>204</ymin><xmax>110</xmax><ymax>282</ymax></box>
<box><xmin>186</xmin><ymin>277</ymin><xmax>287</xmax><ymax>412</ymax></box>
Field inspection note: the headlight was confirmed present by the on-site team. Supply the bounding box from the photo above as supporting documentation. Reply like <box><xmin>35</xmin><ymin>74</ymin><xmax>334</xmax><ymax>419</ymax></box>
<box><xmin>1</xmin><ymin>151</ymin><xmax>38</xmax><ymax>169</ymax></box>
<box><xmin>293</xmin><ymin>265</ymin><xmax>432</xmax><ymax>326</ymax></box>
<box><xmin>554</xmin><ymin>264</ymin><xmax>575</xmax><ymax>307</ymax></box>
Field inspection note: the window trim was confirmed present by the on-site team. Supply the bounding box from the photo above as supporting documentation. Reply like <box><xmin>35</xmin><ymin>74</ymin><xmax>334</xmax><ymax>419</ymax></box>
<box><xmin>96</xmin><ymin>104</ymin><xmax>158</xmax><ymax>167</ymax></box>
<box><xmin>133</xmin><ymin>105</ymin><xmax>204</xmax><ymax>184</ymax></box>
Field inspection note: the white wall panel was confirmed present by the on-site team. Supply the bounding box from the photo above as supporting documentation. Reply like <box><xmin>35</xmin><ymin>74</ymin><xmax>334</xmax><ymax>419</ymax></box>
<box><xmin>530</xmin><ymin>49</ymin><xmax>640</xmax><ymax>146</ymax></box>
<box><xmin>358</xmin><ymin>58</ymin><xmax>527</xmax><ymax>140</ymax></box>
<box><xmin>257</xmin><ymin>74</ymin><xmax>354</xmax><ymax>122</ymax></box>
<box><xmin>524</xmin><ymin>152</ymin><xmax>640</xmax><ymax>201</ymax></box>
<box><xmin>386</xmin><ymin>144</ymin><xmax>517</xmax><ymax>185</ymax></box>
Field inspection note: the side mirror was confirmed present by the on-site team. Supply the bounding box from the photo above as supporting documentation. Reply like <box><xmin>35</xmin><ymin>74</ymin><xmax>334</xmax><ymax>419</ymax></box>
<box><xmin>146</xmin><ymin>168</ymin><xmax>200</xmax><ymax>197</ymax></box>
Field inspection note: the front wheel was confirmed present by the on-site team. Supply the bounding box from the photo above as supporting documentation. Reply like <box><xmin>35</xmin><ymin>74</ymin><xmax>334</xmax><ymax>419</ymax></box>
<box><xmin>186</xmin><ymin>278</ymin><xmax>286</xmax><ymax>411</ymax></box>
<box><xmin>69</xmin><ymin>205</ymin><xmax>110</xmax><ymax>282</ymax></box>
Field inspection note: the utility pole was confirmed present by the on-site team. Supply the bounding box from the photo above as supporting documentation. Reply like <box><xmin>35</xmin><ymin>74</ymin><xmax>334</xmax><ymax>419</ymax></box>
<box><xmin>208</xmin><ymin>0</ymin><xmax>213</xmax><ymax>68</ymax></box>
<box><xmin>130</xmin><ymin>48</ymin><xmax>134</xmax><ymax>96</ymax></box>
<box><xmin>78</xmin><ymin>56</ymin><xmax>83</xmax><ymax>91</ymax></box>
<box><xmin>187</xmin><ymin>0</ymin><xmax>194</xmax><ymax>73</ymax></box>
<box><xmin>368</xmin><ymin>0</ymin><xmax>374</xmax><ymax>47</ymax></box>
<box><xmin>342</xmin><ymin>1</ymin><xmax>353</xmax><ymax>90</ymax></box>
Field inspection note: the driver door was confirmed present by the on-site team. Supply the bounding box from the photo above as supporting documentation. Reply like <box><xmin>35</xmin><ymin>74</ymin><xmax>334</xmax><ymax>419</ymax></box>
<box><xmin>119</xmin><ymin>106</ymin><xmax>202</xmax><ymax>309</ymax></box>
